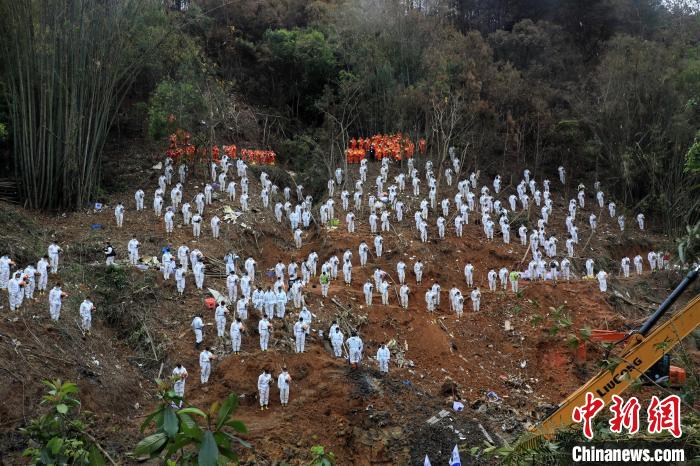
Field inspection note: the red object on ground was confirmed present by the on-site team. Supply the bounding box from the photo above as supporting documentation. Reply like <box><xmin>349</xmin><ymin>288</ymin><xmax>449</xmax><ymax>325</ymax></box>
<box><xmin>204</xmin><ymin>297</ymin><xmax>216</xmax><ymax>309</ymax></box>
<box><xmin>669</xmin><ymin>366</ymin><xmax>686</xmax><ymax>385</ymax></box>
<box><xmin>576</xmin><ymin>330</ymin><xmax>628</xmax><ymax>363</ymax></box>
<box><xmin>575</xmin><ymin>340</ymin><xmax>587</xmax><ymax>364</ymax></box>
<box><xmin>589</xmin><ymin>330</ymin><xmax>628</xmax><ymax>342</ymax></box>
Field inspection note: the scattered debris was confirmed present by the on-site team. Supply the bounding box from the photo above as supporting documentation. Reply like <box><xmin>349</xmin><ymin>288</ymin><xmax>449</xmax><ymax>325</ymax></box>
<box><xmin>222</xmin><ymin>206</ymin><xmax>243</xmax><ymax>224</ymax></box>
<box><xmin>477</xmin><ymin>422</ymin><xmax>495</xmax><ymax>444</ymax></box>
<box><xmin>426</xmin><ymin>409</ymin><xmax>451</xmax><ymax>425</ymax></box>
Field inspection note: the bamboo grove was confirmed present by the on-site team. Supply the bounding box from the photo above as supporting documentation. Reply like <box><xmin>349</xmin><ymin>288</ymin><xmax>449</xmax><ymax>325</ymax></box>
<box><xmin>0</xmin><ymin>0</ymin><xmax>160</xmax><ymax>209</ymax></box>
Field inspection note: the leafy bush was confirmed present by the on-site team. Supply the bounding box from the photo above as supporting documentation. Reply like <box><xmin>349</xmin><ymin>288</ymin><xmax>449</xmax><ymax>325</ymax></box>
<box><xmin>135</xmin><ymin>380</ymin><xmax>250</xmax><ymax>465</ymax></box>
<box><xmin>20</xmin><ymin>380</ymin><xmax>105</xmax><ymax>465</ymax></box>
<box><xmin>147</xmin><ymin>79</ymin><xmax>206</xmax><ymax>140</ymax></box>
<box><xmin>308</xmin><ymin>444</ymin><xmax>336</xmax><ymax>466</ymax></box>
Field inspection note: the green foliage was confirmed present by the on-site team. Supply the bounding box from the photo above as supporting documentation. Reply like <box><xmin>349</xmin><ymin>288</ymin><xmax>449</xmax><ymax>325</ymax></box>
<box><xmin>134</xmin><ymin>4</ymin><xmax>208</xmax><ymax>86</ymax></box>
<box><xmin>135</xmin><ymin>380</ymin><xmax>250</xmax><ymax>465</ymax></box>
<box><xmin>530</xmin><ymin>314</ymin><xmax>544</xmax><ymax>327</ymax></box>
<box><xmin>566</xmin><ymin>334</ymin><xmax>580</xmax><ymax>350</ymax></box>
<box><xmin>685</xmin><ymin>132</ymin><xmax>700</xmax><ymax>175</ymax></box>
<box><xmin>550</xmin><ymin>306</ymin><xmax>573</xmax><ymax>330</ymax></box>
<box><xmin>579</xmin><ymin>33</ymin><xmax>700</xmax><ymax>231</ymax></box>
<box><xmin>531</xmin><ymin>305</ymin><xmax>575</xmax><ymax>338</ymax></box>
<box><xmin>279</xmin><ymin>135</ymin><xmax>319</xmax><ymax>171</ymax></box>
<box><xmin>148</xmin><ymin>79</ymin><xmax>206</xmax><ymax>140</ymax></box>
<box><xmin>95</xmin><ymin>265</ymin><xmax>130</xmax><ymax>292</ymax></box>
<box><xmin>278</xmin><ymin>134</ymin><xmax>329</xmax><ymax>196</ymax></box>
<box><xmin>677</xmin><ymin>220</ymin><xmax>700</xmax><ymax>264</ymax></box>
<box><xmin>477</xmin><ymin>428</ymin><xmax>575</xmax><ymax>465</ymax></box>
<box><xmin>490</xmin><ymin>19</ymin><xmax>580</xmax><ymax>80</ymax></box>
<box><xmin>579</xmin><ymin>326</ymin><xmax>592</xmax><ymax>341</ymax></box>
<box><xmin>259</xmin><ymin>28</ymin><xmax>337</xmax><ymax>118</ymax></box>
<box><xmin>0</xmin><ymin>122</ymin><xmax>7</xmax><ymax>142</ymax></box>
<box><xmin>307</xmin><ymin>445</ymin><xmax>336</xmax><ymax>466</ymax></box>
<box><xmin>1</xmin><ymin>0</ymin><xmax>168</xmax><ymax>209</ymax></box>
<box><xmin>485</xmin><ymin>412</ymin><xmax>700</xmax><ymax>465</ymax></box>
<box><xmin>597</xmin><ymin>356</ymin><xmax>624</xmax><ymax>376</ymax></box>
<box><xmin>20</xmin><ymin>380</ymin><xmax>105</xmax><ymax>466</ymax></box>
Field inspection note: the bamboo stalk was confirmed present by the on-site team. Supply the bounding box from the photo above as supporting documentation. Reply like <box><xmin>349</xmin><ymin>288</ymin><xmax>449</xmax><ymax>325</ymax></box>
<box><xmin>1</xmin><ymin>0</ymin><xmax>171</xmax><ymax>210</ymax></box>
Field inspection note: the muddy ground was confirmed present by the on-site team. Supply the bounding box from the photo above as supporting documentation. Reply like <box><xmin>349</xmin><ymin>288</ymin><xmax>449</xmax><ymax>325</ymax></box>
<box><xmin>0</xmin><ymin>149</ymin><xmax>697</xmax><ymax>465</ymax></box>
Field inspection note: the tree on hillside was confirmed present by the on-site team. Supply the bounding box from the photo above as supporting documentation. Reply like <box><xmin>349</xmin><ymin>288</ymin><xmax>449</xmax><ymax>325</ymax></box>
<box><xmin>258</xmin><ymin>28</ymin><xmax>337</xmax><ymax>120</ymax></box>
<box><xmin>576</xmin><ymin>34</ymin><xmax>700</xmax><ymax>232</ymax></box>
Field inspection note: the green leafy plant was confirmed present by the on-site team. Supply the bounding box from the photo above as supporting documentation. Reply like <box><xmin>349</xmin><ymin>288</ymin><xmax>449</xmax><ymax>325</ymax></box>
<box><xmin>597</xmin><ymin>356</ymin><xmax>623</xmax><ymax>376</ymax></box>
<box><xmin>684</xmin><ymin>131</ymin><xmax>700</xmax><ymax>175</ymax></box>
<box><xmin>20</xmin><ymin>380</ymin><xmax>105</xmax><ymax>465</ymax></box>
<box><xmin>565</xmin><ymin>334</ymin><xmax>580</xmax><ymax>350</ymax></box>
<box><xmin>147</xmin><ymin>79</ymin><xmax>206</xmax><ymax>140</ymax></box>
<box><xmin>135</xmin><ymin>380</ymin><xmax>250</xmax><ymax>465</ymax></box>
<box><xmin>677</xmin><ymin>220</ymin><xmax>700</xmax><ymax>264</ymax></box>
<box><xmin>540</xmin><ymin>305</ymin><xmax>574</xmax><ymax>338</ymax></box>
<box><xmin>485</xmin><ymin>413</ymin><xmax>700</xmax><ymax>465</ymax></box>
<box><xmin>579</xmin><ymin>326</ymin><xmax>592</xmax><ymax>341</ymax></box>
<box><xmin>556</xmin><ymin>313</ymin><xmax>573</xmax><ymax>329</ymax></box>
<box><xmin>307</xmin><ymin>445</ymin><xmax>336</xmax><ymax>466</ymax></box>
<box><xmin>654</xmin><ymin>340</ymin><xmax>671</xmax><ymax>352</ymax></box>
<box><xmin>548</xmin><ymin>305</ymin><xmax>565</xmax><ymax>319</ymax></box>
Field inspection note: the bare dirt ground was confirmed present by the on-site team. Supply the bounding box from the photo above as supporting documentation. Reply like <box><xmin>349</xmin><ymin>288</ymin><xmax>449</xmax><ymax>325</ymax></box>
<box><xmin>0</xmin><ymin>149</ymin><xmax>697</xmax><ymax>465</ymax></box>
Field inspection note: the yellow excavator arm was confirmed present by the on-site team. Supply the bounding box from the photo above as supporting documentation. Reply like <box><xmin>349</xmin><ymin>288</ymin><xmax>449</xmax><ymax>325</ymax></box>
<box><xmin>531</xmin><ymin>268</ymin><xmax>700</xmax><ymax>436</ymax></box>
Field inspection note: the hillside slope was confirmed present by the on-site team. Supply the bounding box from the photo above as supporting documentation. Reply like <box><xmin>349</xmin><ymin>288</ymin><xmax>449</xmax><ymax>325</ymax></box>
<box><xmin>0</xmin><ymin>150</ymin><xmax>696</xmax><ymax>465</ymax></box>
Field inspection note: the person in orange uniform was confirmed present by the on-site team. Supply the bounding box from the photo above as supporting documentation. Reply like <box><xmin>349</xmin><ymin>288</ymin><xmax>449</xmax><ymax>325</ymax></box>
<box><xmin>345</xmin><ymin>134</ymin><xmax>424</xmax><ymax>162</ymax></box>
<box><xmin>223</xmin><ymin>144</ymin><xmax>237</xmax><ymax>159</ymax></box>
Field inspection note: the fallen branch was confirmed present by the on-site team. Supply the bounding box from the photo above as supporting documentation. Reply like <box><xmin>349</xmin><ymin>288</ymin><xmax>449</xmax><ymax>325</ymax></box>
<box><xmin>389</xmin><ymin>224</ymin><xmax>407</xmax><ymax>248</ymax></box>
<box><xmin>436</xmin><ymin>317</ymin><xmax>454</xmax><ymax>338</ymax></box>
<box><xmin>382</xmin><ymin>271</ymin><xmax>402</xmax><ymax>301</ymax></box>
<box><xmin>25</xmin><ymin>350</ymin><xmax>75</xmax><ymax>366</ymax></box>
<box><xmin>84</xmin><ymin>431</ymin><xmax>118</xmax><ymax>466</ymax></box>
<box><xmin>611</xmin><ymin>290</ymin><xmax>655</xmax><ymax>312</ymax></box>
<box><xmin>139</xmin><ymin>318</ymin><xmax>160</xmax><ymax>361</ymax></box>
<box><xmin>477</xmin><ymin>422</ymin><xmax>496</xmax><ymax>445</ymax></box>
<box><xmin>21</xmin><ymin>316</ymin><xmax>46</xmax><ymax>351</ymax></box>
<box><xmin>517</xmin><ymin>243</ymin><xmax>531</xmax><ymax>269</ymax></box>
<box><xmin>330</xmin><ymin>298</ymin><xmax>364</xmax><ymax>336</ymax></box>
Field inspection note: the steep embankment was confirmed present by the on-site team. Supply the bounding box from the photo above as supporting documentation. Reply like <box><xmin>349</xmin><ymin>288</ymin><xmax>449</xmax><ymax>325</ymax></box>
<box><xmin>0</xmin><ymin>152</ymin><xmax>695</xmax><ymax>465</ymax></box>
